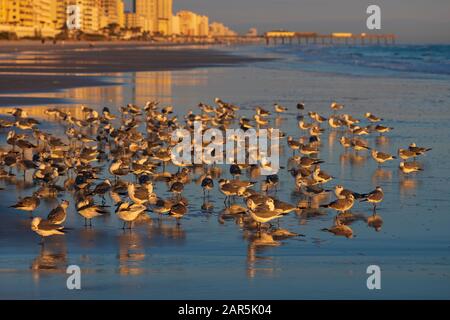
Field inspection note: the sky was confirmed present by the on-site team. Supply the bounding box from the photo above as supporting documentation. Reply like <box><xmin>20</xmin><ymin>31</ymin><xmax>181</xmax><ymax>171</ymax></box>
<box><xmin>124</xmin><ymin>0</ymin><xmax>450</xmax><ymax>43</ymax></box>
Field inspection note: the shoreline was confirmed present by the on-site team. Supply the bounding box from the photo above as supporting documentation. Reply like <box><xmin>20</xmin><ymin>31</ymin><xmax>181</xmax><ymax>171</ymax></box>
<box><xmin>0</xmin><ymin>41</ymin><xmax>272</xmax><ymax>106</ymax></box>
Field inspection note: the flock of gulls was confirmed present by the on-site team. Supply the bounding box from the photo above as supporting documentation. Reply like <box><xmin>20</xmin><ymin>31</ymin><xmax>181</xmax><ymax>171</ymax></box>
<box><xmin>0</xmin><ymin>98</ymin><xmax>432</xmax><ymax>245</ymax></box>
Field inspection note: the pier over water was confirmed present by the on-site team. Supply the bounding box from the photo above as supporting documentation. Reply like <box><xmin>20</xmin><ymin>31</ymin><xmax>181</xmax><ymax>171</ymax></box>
<box><xmin>264</xmin><ymin>31</ymin><xmax>396</xmax><ymax>45</ymax></box>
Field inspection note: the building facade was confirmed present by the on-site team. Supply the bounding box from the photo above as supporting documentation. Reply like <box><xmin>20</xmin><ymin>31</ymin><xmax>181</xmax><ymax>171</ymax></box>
<box><xmin>135</xmin><ymin>0</ymin><xmax>171</xmax><ymax>35</ymax></box>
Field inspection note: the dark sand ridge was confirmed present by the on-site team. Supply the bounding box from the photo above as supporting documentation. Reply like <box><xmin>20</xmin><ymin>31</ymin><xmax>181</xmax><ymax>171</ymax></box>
<box><xmin>0</xmin><ymin>41</ymin><xmax>271</xmax><ymax>106</ymax></box>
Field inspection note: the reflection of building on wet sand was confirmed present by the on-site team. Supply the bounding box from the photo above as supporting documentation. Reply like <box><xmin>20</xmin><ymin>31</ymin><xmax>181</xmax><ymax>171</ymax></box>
<box><xmin>131</xmin><ymin>70</ymin><xmax>208</xmax><ymax>105</ymax></box>
<box><xmin>70</xmin><ymin>82</ymin><xmax>125</xmax><ymax>107</ymax></box>
<box><xmin>132</xmin><ymin>72</ymin><xmax>172</xmax><ymax>106</ymax></box>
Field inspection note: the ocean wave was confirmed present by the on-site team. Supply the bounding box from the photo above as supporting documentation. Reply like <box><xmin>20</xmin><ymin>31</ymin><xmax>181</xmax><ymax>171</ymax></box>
<box><xmin>262</xmin><ymin>44</ymin><xmax>450</xmax><ymax>78</ymax></box>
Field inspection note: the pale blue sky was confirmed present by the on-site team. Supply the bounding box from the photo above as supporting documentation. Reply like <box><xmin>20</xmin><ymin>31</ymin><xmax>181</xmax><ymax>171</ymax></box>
<box><xmin>124</xmin><ymin>0</ymin><xmax>450</xmax><ymax>43</ymax></box>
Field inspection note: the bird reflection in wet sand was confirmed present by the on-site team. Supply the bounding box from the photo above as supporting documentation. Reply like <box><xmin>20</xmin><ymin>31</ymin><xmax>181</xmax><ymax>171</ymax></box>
<box><xmin>246</xmin><ymin>232</ymin><xmax>279</xmax><ymax>278</ymax></box>
<box><xmin>117</xmin><ymin>231</ymin><xmax>146</xmax><ymax>276</ymax></box>
<box><xmin>372</xmin><ymin>168</ymin><xmax>393</xmax><ymax>185</ymax></box>
<box><xmin>367</xmin><ymin>213</ymin><xmax>383</xmax><ymax>232</ymax></box>
<box><xmin>322</xmin><ymin>216</ymin><xmax>354</xmax><ymax>239</ymax></box>
<box><xmin>31</xmin><ymin>239</ymin><xmax>67</xmax><ymax>279</ymax></box>
<box><xmin>399</xmin><ymin>176</ymin><xmax>419</xmax><ymax>198</ymax></box>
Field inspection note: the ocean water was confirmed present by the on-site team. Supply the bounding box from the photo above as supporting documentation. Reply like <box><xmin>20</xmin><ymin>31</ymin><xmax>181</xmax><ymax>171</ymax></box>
<box><xmin>256</xmin><ymin>44</ymin><xmax>450</xmax><ymax>78</ymax></box>
<box><xmin>0</xmin><ymin>44</ymin><xmax>450</xmax><ymax>299</ymax></box>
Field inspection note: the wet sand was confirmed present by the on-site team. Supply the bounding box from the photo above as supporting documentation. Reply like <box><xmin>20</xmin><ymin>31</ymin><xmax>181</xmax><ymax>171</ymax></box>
<box><xmin>0</xmin><ymin>41</ymin><xmax>271</xmax><ymax>105</ymax></box>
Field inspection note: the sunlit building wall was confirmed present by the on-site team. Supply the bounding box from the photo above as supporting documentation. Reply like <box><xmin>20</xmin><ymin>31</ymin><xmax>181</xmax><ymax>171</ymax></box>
<box><xmin>171</xmin><ymin>14</ymin><xmax>179</xmax><ymax>35</ymax></box>
<box><xmin>197</xmin><ymin>15</ymin><xmax>208</xmax><ymax>37</ymax></box>
<box><xmin>209</xmin><ymin>21</ymin><xmax>237</xmax><ymax>37</ymax></box>
<box><xmin>135</xmin><ymin>0</ymin><xmax>172</xmax><ymax>35</ymax></box>
<box><xmin>0</xmin><ymin>0</ymin><xmax>34</xmax><ymax>27</ymax></box>
<box><xmin>156</xmin><ymin>0</ymin><xmax>171</xmax><ymax>35</ymax></box>
<box><xmin>177</xmin><ymin>10</ymin><xmax>197</xmax><ymax>36</ymax></box>
<box><xmin>100</xmin><ymin>0</ymin><xmax>124</xmax><ymax>28</ymax></box>
<box><xmin>51</xmin><ymin>0</ymin><xmax>68</xmax><ymax>30</ymax></box>
<box><xmin>135</xmin><ymin>0</ymin><xmax>156</xmax><ymax>31</ymax></box>
<box><xmin>125</xmin><ymin>12</ymin><xmax>151</xmax><ymax>32</ymax></box>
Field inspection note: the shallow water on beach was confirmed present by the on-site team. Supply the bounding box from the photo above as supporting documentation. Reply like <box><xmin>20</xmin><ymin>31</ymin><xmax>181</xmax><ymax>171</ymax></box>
<box><xmin>1</xmin><ymin>45</ymin><xmax>450</xmax><ymax>299</ymax></box>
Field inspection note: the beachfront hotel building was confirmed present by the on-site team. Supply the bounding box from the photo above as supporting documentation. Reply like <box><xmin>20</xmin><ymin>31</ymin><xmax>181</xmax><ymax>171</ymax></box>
<box><xmin>209</xmin><ymin>21</ymin><xmax>237</xmax><ymax>37</ymax></box>
<box><xmin>176</xmin><ymin>10</ymin><xmax>209</xmax><ymax>37</ymax></box>
<box><xmin>134</xmin><ymin>0</ymin><xmax>172</xmax><ymax>36</ymax></box>
<box><xmin>124</xmin><ymin>12</ymin><xmax>152</xmax><ymax>33</ymax></box>
<box><xmin>100</xmin><ymin>0</ymin><xmax>124</xmax><ymax>28</ymax></box>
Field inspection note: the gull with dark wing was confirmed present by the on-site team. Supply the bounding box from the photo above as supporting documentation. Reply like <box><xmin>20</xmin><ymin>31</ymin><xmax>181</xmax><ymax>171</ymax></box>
<box><xmin>365</xmin><ymin>113</ymin><xmax>383</xmax><ymax>123</ymax></box>
<box><xmin>10</xmin><ymin>194</ymin><xmax>40</xmax><ymax>217</ymax></box>
<box><xmin>408</xmin><ymin>143</ymin><xmax>432</xmax><ymax>156</ymax></box>
<box><xmin>371</xmin><ymin>150</ymin><xmax>396</xmax><ymax>166</ymax></box>
<box><xmin>320</xmin><ymin>194</ymin><xmax>355</xmax><ymax>213</ymax></box>
<box><xmin>77</xmin><ymin>198</ymin><xmax>109</xmax><ymax>227</ymax></box>
<box><xmin>399</xmin><ymin>161</ymin><xmax>423</xmax><ymax>174</ymax></box>
<box><xmin>334</xmin><ymin>185</ymin><xmax>366</xmax><ymax>200</ymax></box>
<box><xmin>360</xmin><ymin>186</ymin><xmax>384</xmax><ymax>211</ymax></box>
<box><xmin>47</xmin><ymin>200</ymin><xmax>69</xmax><ymax>225</ymax></box>
<box><xmin>31</xmin><ymin>217</ymin><xmax>66</xmax><ymax>244</ymax></box>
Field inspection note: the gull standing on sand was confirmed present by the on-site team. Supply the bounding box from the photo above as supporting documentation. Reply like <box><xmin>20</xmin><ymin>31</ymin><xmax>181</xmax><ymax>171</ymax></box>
<box><xmin>47</xmin><ymin>200</ymin><xmax>69</xmax><ymax>225</ymax></box>
<box><xmin>77</xmin><ymin>199</ymin><xmax>109</xmax><ymax>227</ymax></box>
<box><xmin>365</xmin><ymin>113</ymin><xmax>383</xmax><ymax>123</ymax></box>
<box><xmin>408</xmin><ymin>143</ymin><xmax>432</xmax><ymax>156</ymax></box>
<box><xmin>399</xmin><ymin>162</ymin><xmax>423</xmax><ymax>174</ymax></box>
<box><xmin>115</xmin><ymin>201</ymin><xmax>146</xmax><ymax>229</ymax></box>
<box><xmin>31</xmin><ymin>217</ymin><xmax>66</xmax><ymax>244</ymax></box>
<box><xmin>334</xmin><ymin>185</ymin><xmax>366</xmax><ymax>200</ymax></box>
<box><xmin>320</xmin><ymin>194</ymin><xmax>355</xmax><ymax>213</ymax></box>
<box><xmin>10</xmin><ymin>194</ymin><xmax>40</xmax><ymax>217</ymax></box>
<box><xmin>361</xmin><ymin>186</ymin><xmax>384</xmax><ymax>211</ymax></box>
<box><xmin>371</xmin><ymin>150</ymin><xmax>396</xmax><ymax>165</ymax></box>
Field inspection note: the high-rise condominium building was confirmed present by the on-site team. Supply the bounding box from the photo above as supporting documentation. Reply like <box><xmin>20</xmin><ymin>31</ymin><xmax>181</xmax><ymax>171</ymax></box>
<box><xmin>135</xmin><ymin>0</ymin><xmax>172</xmax><ymax>35</ymax></box>
<box><xmin>100</xmin><ymin>0</ymin><xmax>124</xmax><ymax>28</ymax></box>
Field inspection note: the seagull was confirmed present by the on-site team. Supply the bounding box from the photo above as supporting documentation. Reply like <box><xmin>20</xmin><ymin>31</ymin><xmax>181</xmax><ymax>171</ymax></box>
<box><xmin>10</xmin><ymin>194</ymin><xmax>40</xmax><ymax>217</ymax></box>
<box><xmin>334</xmin><ymin>185</ymin><xmax>366</xmax><ymax>200</ymax></box>
<box><xmin>31</xmin><ymin>217</ymin><xmax>66</xmax><ymax>244</ymax></box>
<box><xmin>371</xmin><ymin>150</ymin><xmax>396</xmax><ymax>165</ymax></box>
<box><xmin>330</xmin><ymin>102</ymin><xmax>344</xmax><ymax>112</ymax></box>
<box><xmin>169</xmin><ymin>201</ymin><xmax>188</xmax><ymax>225</ymax></box>
<box><xmin>320</xmin><ymin>194</ymin><xmax>355</xmax><ymax>213</ymax></box>
<box><xmin>399</xmin><ymin>161</ymin><xmax>423</xmax><ymax>174</ymax></box>
<box><xmin>398</xmin><ymin>148</ymin><xmax>419</xmax><ymax>160</ymax></box>
<box><xmin>360</xmin><ymin>186</ymin><xmax>384</xmax><ymax>210</ymax></box>
<box><xmin>313</xmin><ymin>166</ymin><xmax>333</xmax><ymax>184</ymax></box>
<box><xmin>248</xmin><ymin>207</ymin><xmax>284</xmax><ymax>230</ymax></box>
<box><xmin>76</xmin><ymin>199</ymin><xmax>109</xmax><ymax>227</ymax></box>
<box><xmin>128</xmin><ymin>182</ymin><xmax>155</xmax><ymax>205</ymax></box>
<box><xmin>115</xmin><ymin>201</ymin><xmax>147</xmax><ymax>229</ymax></box>
<box><xmin>408</xmin><ymin>143</ymin><xmax>432</xmax><ymax>156</ymax></box>
<box><xmin>351</xmin><ymin>138</ymin><xmax>371</xmax><ymax>152</ymax></box>
<box><xmin>274</xmin><ymin>103</ymin><xmax>287</xmax><ymax>113</ymax></box>
<box><xmin>47</xmin><ymin>200</ymin><xmax>69</xmax><ymax>225</ymax></box>
<box><xmin>365</xmin><ymin>113</ymin><xmax>383</xmax><ymax>123</ymax></box>
<box><xmin>374</xmin><ymin>125</ymin><xmax>393</xmax><ymax>135</ymax></box>
<box><xmin>201</xmin><ymin>175</ymin><xmax>214</xmax><ymax>198</ymax></box>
